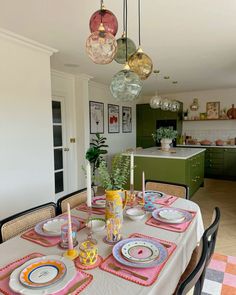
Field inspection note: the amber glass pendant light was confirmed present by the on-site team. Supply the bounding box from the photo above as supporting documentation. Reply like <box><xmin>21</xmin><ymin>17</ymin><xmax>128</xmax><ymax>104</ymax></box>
<box><xmin>128</xmin><ymin>0</ymin><xmax>153</xmax><ymax>80</ymax></box>
<box><xmin>114</xmin><ymin>0</ymin><xmax>136</xmax><ymax>64</ymax></box>
<box><xmin>110</xmin><ymin>0</ymin><xmax>142</xmax><ymax>101</ymax></box>
<box><xmin>89</xmin><ymin>1</ymin><xmax>118</xmax><ymax>36</ymax></box>
<box><xmin>86</xmin><ymin>0</ymin><xmax>117</xmax><ymax>64</ymax></box>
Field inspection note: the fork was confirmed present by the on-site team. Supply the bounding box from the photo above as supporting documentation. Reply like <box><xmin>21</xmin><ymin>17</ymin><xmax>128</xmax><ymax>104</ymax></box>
<box><xmin>108</xmin><ymin>263</ymin><xmax>148</xmax><ymax>281</ymax></box>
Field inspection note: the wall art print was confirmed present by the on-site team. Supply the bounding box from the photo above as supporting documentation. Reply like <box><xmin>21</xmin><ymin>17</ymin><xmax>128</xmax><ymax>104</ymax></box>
<box><xmin>122</xmin><ymin>106</ymin><xmax>132</xmax><ymax>133</ymax></box>
<box><xmin>108</xmin><ymin>104</ymin><xmax>119</xmax><ymax>133</ymax></box>
<box><xmin>89</xmin><ymin>101</ymin><xmax>104</xmax><ymax>134</ymax></box>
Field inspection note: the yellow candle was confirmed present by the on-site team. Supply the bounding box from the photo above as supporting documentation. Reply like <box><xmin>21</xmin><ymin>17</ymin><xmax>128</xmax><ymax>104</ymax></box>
<box><xmin>67</xmin><ymin>203</ymin><xmax>73</xmax><ymax>250</ymax></box>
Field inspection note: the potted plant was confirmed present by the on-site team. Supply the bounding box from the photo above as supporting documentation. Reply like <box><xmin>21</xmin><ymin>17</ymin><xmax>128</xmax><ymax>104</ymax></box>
<box><xmin>98</xmin><ymin>154</ymin><xmax>130</xmax><ymax>221</ymax></box>
<box><xmin>152</xmin><ymin>127</ymin><xmax>178</xmax><ymax>151</ymax></box>
<box><xmin>86</xmin><ymin>133</ymin><xmax>108</xmax><ymax>188</ymax></box>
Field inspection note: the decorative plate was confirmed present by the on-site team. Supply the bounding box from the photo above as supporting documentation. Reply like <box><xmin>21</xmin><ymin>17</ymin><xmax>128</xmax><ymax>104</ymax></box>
<box><xmin>19</xmin><ymin>259</ymin><xmax>66</xmax><ymax>288</ymax></box>
<box><xmin>121</xmin><ymin>240</ymin><xmax>159</xmax><ymax>263</ymax></box>
<box><xmin>43</xmin><ymin>219</ymin><xmax>67</xmax><ymax>235</ymax></box>
<box><xmin>92</xmin><ymin>196</ymin><xmax>106</xmax><ymax>208</ymax></box>
<box><xmin>137</xmin><ymin>190</ymin><xmax>165</xmax><ymax>199</ymax></box>
<box><xmin>112</xmin><ymin>238</ymin><xmax>168</xmax><ymax>268</ymax></box>
<box><xmin>152</xmin><ymin>207</ymin><xmax>192</xmax><ymax>224</ymax></box>
<box><xmin>35</xmin><ymin>217</ymin><xmax>80</xmax><ymax>237</ymax></box>
<box><xmin>9</xmin><ymin>255</ymin><xmax>76</xmax><ymax>295</ymax></box>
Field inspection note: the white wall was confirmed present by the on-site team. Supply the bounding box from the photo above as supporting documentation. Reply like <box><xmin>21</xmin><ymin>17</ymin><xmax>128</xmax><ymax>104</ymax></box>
<box><xmin>0</xmin><ymin>30</ymin><xmax>56</xmax><ymax>219</ymax></box>
<box><xmin>89</xmin><ymin>81</ymin><xmax>137</xmax><ymax>156</ymax></box>
<box><xmin>139</xmin><ymin>88</ymin><xmax>236</xmax><ymax>142</ymax></box>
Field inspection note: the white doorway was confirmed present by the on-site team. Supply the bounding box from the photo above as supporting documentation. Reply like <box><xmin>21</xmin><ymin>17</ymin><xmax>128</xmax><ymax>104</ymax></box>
<box><xmin>51</xmin><ymin>97</ymin><xmax>69</xmax><ymax>200</ymax></box>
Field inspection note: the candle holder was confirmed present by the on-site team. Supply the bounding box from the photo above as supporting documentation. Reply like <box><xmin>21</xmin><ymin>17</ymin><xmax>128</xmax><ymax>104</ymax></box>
<box><xmin>63</xmin><ymin>248</ymin><xmax>79</xmax><ymax>260</ymax></box>
<box><xmin>86</xmin><ymin>206</ymin><xmax>97</xmax><ymax>245</ymax></box>
<box><xmin>78</xmin><ymin>240</ymin><xmax>98</xmax><ymax>266</ymax></box>
<box><xmin>128</xmin><ymin>184</ymin><xmax>136</xmax><ymax>207</ymax></box>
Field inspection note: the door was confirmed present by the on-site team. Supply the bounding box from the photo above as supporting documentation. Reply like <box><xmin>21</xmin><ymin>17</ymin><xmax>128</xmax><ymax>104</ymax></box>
<box><xmin>52</xmin><ymin>98</ymin><xmax>69</xmax><ymax>199</ymax></box>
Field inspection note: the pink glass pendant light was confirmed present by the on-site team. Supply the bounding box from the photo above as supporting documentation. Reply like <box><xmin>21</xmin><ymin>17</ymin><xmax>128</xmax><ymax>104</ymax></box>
<box><xmin>86</xmin><ymin>23</ymin><xmax>117</xmax><ymax>64</ymax></box>
<box><xmin>89</xmin><ymin>1</ymin><xmax>118</xmax><ymax>36</ymax></box>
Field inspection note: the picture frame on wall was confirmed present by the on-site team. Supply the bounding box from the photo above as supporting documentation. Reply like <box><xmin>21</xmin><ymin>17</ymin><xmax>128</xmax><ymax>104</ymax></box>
<box><xmin>122</xmin><ymin>106</ymin><xmax>132</xmax><ymax>133</ymax></box>
<box><xmin>89</xmin><ymin>101</ymin><xmax>104</xmax><ymax>134</ymax></box>
<box><xmin>108</xmin><ymin>104</ymin><xmax>119</xmax><ymax>133</ymax></box>
<box><xmin>206</xmin><ymin>101</ymin><xmax>220</xmax><ymax>119</ymax></box>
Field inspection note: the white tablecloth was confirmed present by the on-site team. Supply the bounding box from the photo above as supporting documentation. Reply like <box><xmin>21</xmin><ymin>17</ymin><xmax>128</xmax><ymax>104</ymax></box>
<box><xmin>0</xmin><ymin>198</ymin><xmax>204</xmax><ymax>295</ymax></box>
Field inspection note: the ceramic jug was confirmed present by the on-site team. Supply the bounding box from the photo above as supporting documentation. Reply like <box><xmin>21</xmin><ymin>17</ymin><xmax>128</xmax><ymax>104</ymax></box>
<box><xmin>105</xmin><ymin>190</ymin><xmax>128</xmax><ymax>221</ymax></box>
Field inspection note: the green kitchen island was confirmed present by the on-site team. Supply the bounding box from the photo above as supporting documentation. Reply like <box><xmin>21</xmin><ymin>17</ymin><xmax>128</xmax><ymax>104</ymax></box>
<box><xmin>129</xmin><ymin>147</ymin><xmax>205</xmax><ymax>197</ymax></box>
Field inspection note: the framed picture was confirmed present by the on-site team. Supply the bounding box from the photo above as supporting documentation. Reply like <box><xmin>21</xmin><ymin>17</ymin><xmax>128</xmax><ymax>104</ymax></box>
<box><xmin>89</xmin><ymin>101</ymin><xmax>104</xmax><ymax>134</ymax></box>
<box><xmin>122</xmin><ymin>106</ymin><xmax>132</xmax><ymax>133</ymax></box>
<box><xmin>206</xmin><ymin>102</ymin><xmax>220</xmax><ymax>119</ymax></box>
<box><xmin>108</xmin><ymin>104</ymin><xmax>119</xmax><ymax>133</ymax></box>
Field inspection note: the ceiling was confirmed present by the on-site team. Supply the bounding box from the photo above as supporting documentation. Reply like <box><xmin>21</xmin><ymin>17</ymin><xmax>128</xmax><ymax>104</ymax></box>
<box><xmin>0</xmin><ymin>0</ymin><xmax>236</xmax><ymax>95</ymax></box>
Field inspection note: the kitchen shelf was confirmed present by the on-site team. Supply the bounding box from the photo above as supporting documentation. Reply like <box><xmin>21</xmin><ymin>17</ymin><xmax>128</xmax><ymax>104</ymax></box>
<box><xmin>183</xmin><ymin>119</ymin><xmax>236</xmax><ymax>122</ymax></box>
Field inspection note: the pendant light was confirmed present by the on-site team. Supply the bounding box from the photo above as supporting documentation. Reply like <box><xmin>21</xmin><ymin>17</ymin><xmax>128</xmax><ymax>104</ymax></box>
<box><xmin>128</xmin><ymin>0</ymin><xmax>153</xmax><ymax>80</ymax></box>
<box><xmin>89</xmin><ymin>0</ymin><xmax>118</xmax><ymax>36</ymax></box>
<box><xmin>86</xmin><ymin>1</ymin><xmax>117</xmax><ymax>64</ymax></box>
<box><xmin>114</xmin><ymin>0</ymin><xmax>136</xmax><ymax>64</ymax></box>
<box><xmin>110</xmin><ymin>0</ymin><xmax>142</xmax><ymax>101</ymax></box>
<box><xmin>150</xmin><ymin>71</ymin><xmax>163</xmax><ymax>109</ymax></box>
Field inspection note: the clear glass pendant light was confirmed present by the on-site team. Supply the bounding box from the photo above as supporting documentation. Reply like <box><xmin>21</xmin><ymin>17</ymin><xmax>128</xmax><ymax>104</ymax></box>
<box><xmin>86</xmin><ymin>22</ymin><xmax>117</xmax><ymax>64</ymax></box>
<box><xmin>110</xmin><ymin>0</ymin><xmax>142</xmax><ymax>101</ymax></box>
<box><xmin>150</xmin><ymin>93</ymin><xmax>163</xmax><ymax>109</ymax></box>
<box><xmin>128</xmin><ymin>0</ymin><xmax>153</xmax><ymax>80</ymax></box>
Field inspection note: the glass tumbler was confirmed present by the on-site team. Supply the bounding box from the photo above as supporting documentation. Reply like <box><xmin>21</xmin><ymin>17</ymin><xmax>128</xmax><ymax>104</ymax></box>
<box><xmin>106</xmin><ymin>217</ymin><xmax>122</xmax><ymax>243</ymax></box>
<box><xmin>79</xmin><ymin>240</ymin><xmax>98</xmax><ymax>266</ymax></box>
<box><xmin>144</xmin><ymin>194</ymin><xmax>156</xmax><ymax>212</ymax></box>
<box><xmin>60</xmin><ymin>222</ymin><xmax>78</xmax><ymax>249</ymax></box>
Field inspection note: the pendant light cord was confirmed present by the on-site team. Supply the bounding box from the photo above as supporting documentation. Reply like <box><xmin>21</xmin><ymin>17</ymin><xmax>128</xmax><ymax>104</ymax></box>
<box><xmin>125</xmin><ymin>0</ymin><xmax>128</xmax><ymax>62</ymax></box>
<box><xmin>100</xmin><ymin>0</ymin><xmax>103</xmax><ymax>23</ymax></box>
<box><xmin>138</xmin><ymin>0</ymin><xmax>141</xmax><ymax>46</ymax></box>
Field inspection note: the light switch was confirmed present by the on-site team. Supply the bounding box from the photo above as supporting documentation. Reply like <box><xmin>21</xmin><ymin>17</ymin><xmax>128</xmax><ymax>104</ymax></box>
<box><xmin>70</xmin><ymin>138</ymin><xmax>76</xmax><ymax>143</ymax></box>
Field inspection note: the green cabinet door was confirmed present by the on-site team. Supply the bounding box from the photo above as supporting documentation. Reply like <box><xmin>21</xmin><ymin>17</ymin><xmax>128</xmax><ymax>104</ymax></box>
<box><xmin>224</xmin><ymin>149</ymin><xmax>236</xmax><ymax>179</ymax></box>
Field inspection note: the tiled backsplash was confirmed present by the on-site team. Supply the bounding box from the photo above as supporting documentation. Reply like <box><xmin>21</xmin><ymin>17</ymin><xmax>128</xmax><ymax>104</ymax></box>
<box><xmin>184</xmin><ymin>129</ymin><xmax>236</xmax><ymax>141</ymax></box>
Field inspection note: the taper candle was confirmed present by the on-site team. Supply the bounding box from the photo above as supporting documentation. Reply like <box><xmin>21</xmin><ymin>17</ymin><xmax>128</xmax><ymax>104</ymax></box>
<box><xmin>142</xmin><ymin>171</ymin><xmax>145</xmax><ymax>203</ymax></box>
<box><xmin>67</xmin><ymin>203</ymin><xmax>73</xmax><ymax>250</ymax></box>
<box><xmin>130</xmin><ymin>153</ymin><xmax>134</xmax><ymax>185</ymax></box>
<box><xmin>86</xmin><ymin>161</ymin><xmax>92</xmax><ymax>207</ymax></box>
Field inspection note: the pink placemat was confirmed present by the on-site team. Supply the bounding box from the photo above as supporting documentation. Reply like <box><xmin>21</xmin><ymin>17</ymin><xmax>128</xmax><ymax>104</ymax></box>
<box><xmin>99</xmin><ymin>233</ymin><xmax>176</xmax><ymax>286</ymax></box>
<box><xmin>21</xmin><ymin>215</ymin><xmax>86</xmax><ymax>247</ymax></box>
<box><xmin>145</xmin><ymin>209</ymin><xmax>196</xmax><ymax>233</ymax></box>
<box><xmin>154</xmin><ymin>195</ymin><xmax>178</xmax><ymax>206</ymax></box>
<box><xmin>0</xmin><ymin>253</ymin><xmax>93</xmax><ymax>295</ymax></box>
<box><xmin>76</xmin><ymin>203</ymin><xmax>105</xmax><ymax>215</ymax></box>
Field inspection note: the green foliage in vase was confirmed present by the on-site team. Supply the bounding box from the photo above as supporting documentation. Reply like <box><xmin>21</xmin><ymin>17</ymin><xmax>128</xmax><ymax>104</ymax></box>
<box><xmin>86</xmin><ymin>133</ymin><xmax>108</xmax><ymax>180</ymax></box>
<box><xmin>98</xmin><ymin>154</ymin><xmax>130</xmax><ymax>190</ymax></box>
<box><xmin>152</xmin><ymin>127</ymin><xmax>178</xmax><ymax>142</ymax></box>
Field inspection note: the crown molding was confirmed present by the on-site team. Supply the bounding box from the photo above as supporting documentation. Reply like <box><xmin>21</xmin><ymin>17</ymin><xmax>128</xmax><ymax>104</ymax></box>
<box><xmin>0</xmin><ymin>28</ymin><xmax>58</xmax><ymax>55</ymax></box>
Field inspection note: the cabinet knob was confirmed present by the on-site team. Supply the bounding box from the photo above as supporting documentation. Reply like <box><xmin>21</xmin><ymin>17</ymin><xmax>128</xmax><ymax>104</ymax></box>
<box><xmin>64</xmin><ymin>148</ymin><xmax>70</xmax><ymax>152</ymax></box>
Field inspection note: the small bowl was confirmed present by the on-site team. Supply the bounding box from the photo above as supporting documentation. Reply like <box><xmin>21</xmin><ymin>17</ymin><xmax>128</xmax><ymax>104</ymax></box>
<box><xmin>125</xmin><ymin>208</ymin><xmax>146</xmax><ymax>221</ymax></box>
<box><xmin>87</xmin><ymin>218</ymin><xmax>106</xmax><ymax>232</ymax></box>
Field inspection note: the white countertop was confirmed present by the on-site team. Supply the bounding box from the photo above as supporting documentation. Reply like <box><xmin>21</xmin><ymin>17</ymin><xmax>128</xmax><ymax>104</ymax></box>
<box><xmin>124</xmin><ymin>147</ymin><xmax>205</xmax><ymax>160</ymax></box>
<box><xmin>177</xmin><ymin>144</ymin><xmax>236</xmax><ymax>149</ymax></box>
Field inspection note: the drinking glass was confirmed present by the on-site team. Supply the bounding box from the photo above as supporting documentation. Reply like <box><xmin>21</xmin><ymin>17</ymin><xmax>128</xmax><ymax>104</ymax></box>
<box><xmin>106</xmin><ymin>217</ymin><xmax>122</xmax><ymax>243</ymax></box>
<box><xmin>60</xmin><ymin>222</ymin><xmax>78</xmax><ymax>249</ymax></box>
<box><xmin>144</xmin><ymin>194</ymin><xmax>156</xmax><ymax>212</ymax></box>
<box><xmin>79</xmin><ymin>240</ymin><xmax>98</xmax><ymax>266</ymax></box>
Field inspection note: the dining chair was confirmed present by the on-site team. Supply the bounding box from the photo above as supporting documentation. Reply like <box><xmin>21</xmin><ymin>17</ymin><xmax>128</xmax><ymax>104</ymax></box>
<box><xmin>145</xmin><ymin>179</ymin><xmax>189</xmax><ymax>199</ymax></box>
<box><xmin>57</xmin><ymin>188</ymin><xmax>87</xmax><ymax>214</ymax></box>
<box><xmin>175</xmin><ymin>231</ymin><xmax>208</xmax><ymax>295</ymax></box>
<box><xmin>175</xmin><ymin>207</ymin><xmax>221</xmax><ymax>294</ymax></box>
<box><xmin>0</xmin><ymin>202</ymin><xmax>57</xmax><ymax>243</ymax></box>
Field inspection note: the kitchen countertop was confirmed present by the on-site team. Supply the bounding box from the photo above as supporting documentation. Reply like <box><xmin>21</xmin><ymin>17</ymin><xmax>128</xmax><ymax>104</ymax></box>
<box><xmin>177</xmin><ymin>144</ymin><xmax>236</xmax><ymax>149</ymax></box>
<box><xmin>124</xmin><ymin>147</ymin><xmax>205</xmax><ymax>160</ymax></box>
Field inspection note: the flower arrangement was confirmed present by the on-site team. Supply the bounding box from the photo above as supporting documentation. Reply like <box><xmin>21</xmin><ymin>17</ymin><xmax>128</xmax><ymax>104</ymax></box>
<box><xmin>98</xmin><ymin>154</ymin><xmax>130</xmax><ymax>190</ymax></box>
<box><xmin>152</xmin><ymin>127</ymin><xmax>178</xmax><ymax>142</ymax></box>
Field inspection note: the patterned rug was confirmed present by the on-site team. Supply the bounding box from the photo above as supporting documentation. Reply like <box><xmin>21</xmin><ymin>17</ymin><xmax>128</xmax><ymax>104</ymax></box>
<box><xmin>202</xmin><ymin>253</ymin><xmax>236</xmax><ymax>295</ymax></box>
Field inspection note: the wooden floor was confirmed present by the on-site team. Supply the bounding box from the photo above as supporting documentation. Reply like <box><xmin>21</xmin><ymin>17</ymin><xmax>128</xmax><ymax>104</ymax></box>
<box><xmin>192</xmin><ymin>178</ymin><xmax>236</xmax><ymax>256</ymax></box>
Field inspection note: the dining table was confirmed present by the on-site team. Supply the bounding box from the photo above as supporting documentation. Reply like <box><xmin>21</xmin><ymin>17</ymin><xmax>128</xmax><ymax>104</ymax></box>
<box><xmin>0</xmin><ymin>196</ymin><xmax>204</xmax><ymax>295</ymax></box>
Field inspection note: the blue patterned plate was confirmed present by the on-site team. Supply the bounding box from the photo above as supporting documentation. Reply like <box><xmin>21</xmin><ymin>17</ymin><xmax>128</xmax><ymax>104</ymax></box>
<box><xmin>137</xmin><ymin>190</ymin><xmax>166</xmax><ymax>199</ymax></box>
<box><xmin>112</xmin><ymin>238</ymin><xmax>168</xmax><ymax>268</ymax></box>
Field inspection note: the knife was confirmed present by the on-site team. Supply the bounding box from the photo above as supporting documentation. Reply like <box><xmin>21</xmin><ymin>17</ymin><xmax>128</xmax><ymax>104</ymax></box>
<box><xmin>67</xmin><ymin>277</ymin><xmax>89</xmax><ymax>294</ymax></box>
